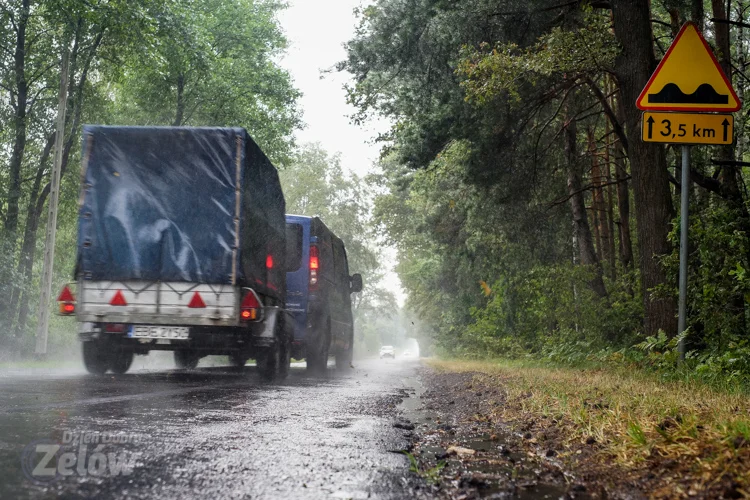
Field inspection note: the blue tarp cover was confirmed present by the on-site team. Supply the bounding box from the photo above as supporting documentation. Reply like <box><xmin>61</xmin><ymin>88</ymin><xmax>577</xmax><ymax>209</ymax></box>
<box><xmin>77</xmin><ymin>126</ymin><xmax>286</xmax><ymax>299</ymax></box>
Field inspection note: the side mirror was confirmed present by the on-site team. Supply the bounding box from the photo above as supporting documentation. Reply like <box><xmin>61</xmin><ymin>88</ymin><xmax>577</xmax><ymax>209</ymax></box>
<box><xmin>350</xmin><ymin>273</ymin><xmax>363</xmax><ymax>293</ymax></box>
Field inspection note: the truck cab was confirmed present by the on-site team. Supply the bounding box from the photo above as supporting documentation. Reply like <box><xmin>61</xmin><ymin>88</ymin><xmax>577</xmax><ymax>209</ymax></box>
<box><xmin>285</xmin><ymin>215</ymin><xmax>362</xmax><ymax>371</ymax></box>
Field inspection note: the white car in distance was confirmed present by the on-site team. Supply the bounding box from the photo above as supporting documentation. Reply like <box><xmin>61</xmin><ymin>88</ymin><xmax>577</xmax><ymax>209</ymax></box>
<box><xmin>379</xmin><ymin>346</ymin><xmax>395</xmax><ymax>359</ymax></box>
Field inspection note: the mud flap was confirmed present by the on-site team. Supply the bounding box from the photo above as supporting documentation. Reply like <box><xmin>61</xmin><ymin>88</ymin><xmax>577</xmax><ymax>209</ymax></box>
<box><xmin>253</xmin><ymin>307</ymin><xmax>283</xmax><ymax>347</ymax></box>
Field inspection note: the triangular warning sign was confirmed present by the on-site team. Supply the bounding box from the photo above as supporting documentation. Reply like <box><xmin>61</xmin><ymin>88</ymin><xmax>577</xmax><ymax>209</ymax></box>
<box><xmin>637</xmin><ymin>22</ymin><xmax>740</xmax><ymax>112</ymax></box>
<box><xmin>57</xmin><ymin>285</ymin><xmax>75</xmax><ymax>303</ymax></box>
<box><xmin>187</xmin><ymin>292</ymin><xmax>206</xmax><ymax>308</ymax></box>
<box><xmin>110</xmin><ymin>290</ymin><xmax>128</xmax><ymax>306</ymax></box>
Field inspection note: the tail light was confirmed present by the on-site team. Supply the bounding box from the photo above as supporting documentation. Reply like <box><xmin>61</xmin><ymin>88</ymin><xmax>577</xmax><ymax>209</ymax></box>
<box><xmin>240</xmin><ymin>289</ymin><xmax>262</xmax><ymax>322</ymax></box>
<box><xmin>309</xmin><ymin>245</ymin><xmax>319</xmax><ymax>290</ymax></box>
<box><xmin>57</xmin><ymin>285</ymin><xmax>76</xmax><ymax>315</ymax></box>
<box><xmin>104</xmin><ymin>323</ymin><xmax>128</xmax><ymax>333</ymax></box>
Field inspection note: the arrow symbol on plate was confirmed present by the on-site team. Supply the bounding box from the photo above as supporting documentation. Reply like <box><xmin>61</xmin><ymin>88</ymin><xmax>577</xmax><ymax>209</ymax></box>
<box><xmin>722</xmin><ymin>118</ymin><xmax>730</xmax><ymax>142</ymax></box>
<box><xmin>646</xmin><ymin>116</ymin><xmax>655</xmax><ymax>139</ymax></box>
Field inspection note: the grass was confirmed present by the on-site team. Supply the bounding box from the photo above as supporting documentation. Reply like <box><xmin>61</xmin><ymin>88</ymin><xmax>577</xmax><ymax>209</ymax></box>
<box><xmin>0</xmin><ymin>358</ymin><xmax>80</xmax><ymax>370</ymax></box>
<box><xmin>427</xmin><ymin>358</ymin><xmax>750</xmax><ymax>496</ymax></box>
<box><xmin>405</xmin><ymin>452</ymin><xmax>446</xmax><ymax>484</ymax></box>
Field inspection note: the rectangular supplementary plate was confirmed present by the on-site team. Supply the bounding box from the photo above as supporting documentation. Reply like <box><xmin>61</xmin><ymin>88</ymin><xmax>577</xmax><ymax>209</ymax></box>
<box><xmin>642</xmin><ymin>112</ymin><xmax>733</xmax><ymax>145</ymax></box>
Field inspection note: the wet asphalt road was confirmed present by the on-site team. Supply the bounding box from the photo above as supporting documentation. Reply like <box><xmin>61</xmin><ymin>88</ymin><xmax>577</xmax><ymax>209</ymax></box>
<box><xmin>0</xmin><ymin>358</ymin><xmax>419</xmax><ymax>499</ymax></box>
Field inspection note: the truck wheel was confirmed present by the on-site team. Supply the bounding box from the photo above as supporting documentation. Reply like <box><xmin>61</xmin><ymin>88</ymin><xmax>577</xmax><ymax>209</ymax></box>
<box><xmin>306</xmin><ymin>320</ymin><xmax>330</xmax><ymax>374</ymax></box>
<box><xmin>256</xmin><ymin>344</ymin><xmax>279</xmax><ymax>381</ymax></box>
<box><xmin>228</xmin><ymin>353</ymin><xmax>249</xmax><ymax>368</ymax></box>
<box><xmin>335</xmin><ymin>342</ymin><xmax>353</xmax><ymax>370</ymax></box>
<box><xmin>174</xmin><ymin>350</ymin><xmax>200</xmax><ymax>370</ymax></box>
<box><xmin>82</xmin><ymin>341</ymin><xmax>109</xmax><ymax>375</ymax></box>
<box><xmin>110</xmin><ymin>350</ymin><xmax>134</xmax><ymax>374</ymax></box>
<box><xmin>278</xmin><ymin>334</ymin><xmax>291</xmax><ymax>380</ymax></box>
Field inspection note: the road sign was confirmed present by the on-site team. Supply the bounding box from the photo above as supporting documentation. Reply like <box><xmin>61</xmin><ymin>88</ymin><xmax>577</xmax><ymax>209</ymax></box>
<box><xmin>642</xmin><ymin>112</ymin><xmax>733</xmax><ymax>145</ymax></box>
<box><xmin>637</xmin><ymin>22</ymin><xmax>740</xmax><ymax>112</ymax></box>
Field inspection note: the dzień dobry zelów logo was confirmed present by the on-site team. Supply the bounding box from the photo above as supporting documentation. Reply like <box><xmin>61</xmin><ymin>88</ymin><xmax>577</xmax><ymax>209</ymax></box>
<box><xmin>21</xmin><ymin>432</ymin><xmax>141</xmax><ymax>484</ymax></box>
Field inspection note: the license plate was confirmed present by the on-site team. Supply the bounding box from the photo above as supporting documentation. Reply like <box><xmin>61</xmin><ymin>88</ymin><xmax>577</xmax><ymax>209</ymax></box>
<box><xmin>129</xmin><ymin>326</ymin><xmax>189</xmax><ymax>340</ymax></box>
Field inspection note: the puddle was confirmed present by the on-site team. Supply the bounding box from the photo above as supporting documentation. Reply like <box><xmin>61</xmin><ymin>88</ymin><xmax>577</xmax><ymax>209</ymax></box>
<box><xmin>463</xmin><ymin>433</ymin><xmax>496</xmax><ymax>452</ymax></box>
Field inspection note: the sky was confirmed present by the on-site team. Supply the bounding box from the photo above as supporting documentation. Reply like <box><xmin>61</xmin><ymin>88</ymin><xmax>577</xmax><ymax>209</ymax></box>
<box><xmin>277</xmin><ymin>0</ymin><xmax>387</xmax><ymax>177</ymax></box>
<box><xmin>277</xmin><ymin>0</ymin><xmax>405</xmax><ymax>305</ymax></box>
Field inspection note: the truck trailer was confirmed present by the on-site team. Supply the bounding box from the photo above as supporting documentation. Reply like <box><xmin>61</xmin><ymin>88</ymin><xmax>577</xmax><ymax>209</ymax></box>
<box><xmin>60</xmin><ymin>126</ymin><xmax>291</xmax><ymax>379</ymax></box>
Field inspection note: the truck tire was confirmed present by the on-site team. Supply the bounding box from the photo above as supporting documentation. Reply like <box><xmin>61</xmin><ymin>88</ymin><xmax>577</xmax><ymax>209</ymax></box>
<box><xmin>278</xmin><ymin>332</ymin><xmax>291</xmax><ymax>380</ymax></box>
<box><xmin>228</xmin><ymin>353</ymin><xmax>249</xmax><ymax>368</ymax></box>
<box><xmin>174</xmin><ymin>350</ymin><xmax>200</xmax><ymax>370</ymax></box>
<box><xmin>306</xmin><ymin>319</ymin><xmax>330</xmax><ymax>374</ymax></box>
<box><xmin>110</xmin><ymin>350</ymin><xmax>134</xmax><ymax>374</ymax></box>
<box><xmin>256</xmin><ymin>344</ymin><xmax>279</xmax><ymax>381</ymax></box>
<box><xmin>82</xmin><ymin>341</ymin><xmax>109</xmax><ymax>375</ymax></box>
<box><xmin>335</xmin><ymin>342</ymin><xmax>353</xmax><ymax>370</ymax></box>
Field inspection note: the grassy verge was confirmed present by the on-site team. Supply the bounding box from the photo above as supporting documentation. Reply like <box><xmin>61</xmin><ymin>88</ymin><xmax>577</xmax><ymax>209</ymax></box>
<box><xmin>0</xmin><ymin>358</ymin><xmax>80</xmax><ymax>370</ymax></box>
<box><xmin>427</xmin><ymin>358</ymin><xmax>750</xmax><ymax>497</ymax></box>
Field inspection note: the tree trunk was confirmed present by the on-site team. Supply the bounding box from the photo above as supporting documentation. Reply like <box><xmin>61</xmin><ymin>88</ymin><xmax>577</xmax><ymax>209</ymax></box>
<box><xmin>566</xmin><ymin>111</ymin><xmax>607</xmax><ymax>298</ymax></box>
<box><xmin>13</xmin><ymin>29</ymin><xmax>103</xmax><ymax>341</ymax></box>
<box><xmin>8</xmin><ymin>133</ymin><xmax>55</xmax><ymax>323</ymax></box>
<box><xmin>174</xmin><ymin>74</ymin><xmax>185</xmax><ymax>126</ymax></box>
<box><xmin>1</xmin><ymin>0</ymin><xmax>31</xmax><ymax>344</ymax></box>
<box><xmin>692</xmin><ymin>0</ymin><xmax>705</xmax><ymax>31</ymax></box>
<box><xmin>614</xmin><ymin>145</ymin><xmax>634</xmax><ymax>272</ymax></box>
<box><xmin>710</xmin><ymin>0</ymin><xmax>748</xmax><ymax>331</ymax></box>
<box><xmin>612</xmin><ymin>1</ymin><xmax>677</xmax><ymax>337</ymax></box>
<box><xmin>611</xmin><ymin>83</ymin><xmax>635</xmax><ymax>273</ymax></box>
<box><xmin>604</xmin><ymin>124</ymin><xmax>618</xmax><ymax>279</ymax></box>
<box><xmin>4</xmin><ymin>0</ymin><xmax>30</xmax><ymax>240</ymax></box>
<box><xmin>588</xmin><ymin>128</ymin><xmax>612</xmax><ymax>274</ymax></box>
<box><xmin>711</xmin><ymin>0</ymin><xmax>744</xmax><ymax>208</ymax></box>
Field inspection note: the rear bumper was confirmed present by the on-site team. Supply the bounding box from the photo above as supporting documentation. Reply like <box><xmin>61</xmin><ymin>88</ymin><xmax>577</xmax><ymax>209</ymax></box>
<box><xmin>78</xmin><ymin>307</ymin><xmax>285</xmax><ymax>351</ymax></box>
<box><xmin>76</xmin><ymin>313</ymin><xmax>244</xmax><ymax>327</ymax></box>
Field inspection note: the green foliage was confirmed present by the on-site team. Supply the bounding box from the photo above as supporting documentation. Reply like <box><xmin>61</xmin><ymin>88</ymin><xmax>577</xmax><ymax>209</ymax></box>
<box><xmin>657</xmin><ymin>204</ymin><xmax>750</xmax><ymax>381</ymax></box>
<box><xmin>108</xmin><ymin>0</ymin><xmax>300</xmax><ymax>163</ymax></box>
<box><xmin>457</xmin><ymin>11</ymin><xmax>618</xmax><ymax>104</ymax></box>
<box><xmin>461</xmin><ymin>264</ymin><xmax>642</xmax><ymax>359</ymax></box>
<box><xmin>346</xmin><ymin>0</ymin><xmax>750</xmax><ymax>389</ymax></box>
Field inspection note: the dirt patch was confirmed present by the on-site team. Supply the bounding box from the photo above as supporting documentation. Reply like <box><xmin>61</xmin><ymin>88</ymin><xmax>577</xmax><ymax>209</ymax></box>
<box><xmin>398</xmin><ymin>366</ymin><xmax>748</xmax><ymax>499</ymax></box>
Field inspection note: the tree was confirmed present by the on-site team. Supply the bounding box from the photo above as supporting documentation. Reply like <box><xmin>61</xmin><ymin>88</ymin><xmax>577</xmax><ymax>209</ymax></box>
<box><xmin>110</xmin><ymin>0</ymin><xmax>300</xmax><ymax>163</ymax></box>
<box><xmin>610</xmin><ymin>0</ymin><xmax>677</xmax><ymax>337</ymax></box>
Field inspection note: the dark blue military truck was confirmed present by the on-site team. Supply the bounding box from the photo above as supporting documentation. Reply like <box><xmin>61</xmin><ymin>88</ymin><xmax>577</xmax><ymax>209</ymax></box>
<box><xmin>59</xmin><ymin>126</ymin><xmax>291</xmax><ymax>379</ymax></box>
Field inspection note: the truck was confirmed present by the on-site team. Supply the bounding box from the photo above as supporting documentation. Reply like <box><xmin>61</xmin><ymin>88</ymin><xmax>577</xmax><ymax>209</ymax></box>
<box><xmin>58</xmin><ymin>126</ymin><xmax>291</xmax><ymax>380</ymax></box>
<box><xmin>285</xmin><ymin>215</ymin><xmax>362</xmax><ymax>372</ymax></box>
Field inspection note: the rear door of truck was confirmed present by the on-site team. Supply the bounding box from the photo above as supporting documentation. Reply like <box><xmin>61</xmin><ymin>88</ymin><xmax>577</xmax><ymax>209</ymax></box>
<box><xmin>285</xmin><ymin>218</ymin><xmax>309</xmax><ymax>341</ymax></box>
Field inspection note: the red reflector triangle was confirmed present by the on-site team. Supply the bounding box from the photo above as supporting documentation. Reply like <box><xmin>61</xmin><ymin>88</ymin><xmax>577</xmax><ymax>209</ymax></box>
<box><xmin>187</xmin><ymin>291</ymin><xmax>206</xmax><ymax>308</ymax></box>
<box><xmin>110</xmin><ymin>290</ymin><xmax>128</xmax><ymax>306</ymax></box>
<box><xmin>57</xmin><ymin>286</ymin><xmax>75</xmax><ymax>302</ymax></box>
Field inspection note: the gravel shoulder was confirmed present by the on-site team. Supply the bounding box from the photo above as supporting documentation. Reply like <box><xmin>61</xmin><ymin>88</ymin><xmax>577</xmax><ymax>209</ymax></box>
<box><xmin>397</xmin><ymin>362</ymin><xmax>749</xmax><ymax>499</ymax></box>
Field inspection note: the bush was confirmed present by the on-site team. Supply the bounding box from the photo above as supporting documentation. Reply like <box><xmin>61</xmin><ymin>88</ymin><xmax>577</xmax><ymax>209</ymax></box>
<box><xmin>459</xmin><ymin>263</ymin><xmax>642</xmax><ymax>358</ymax></box>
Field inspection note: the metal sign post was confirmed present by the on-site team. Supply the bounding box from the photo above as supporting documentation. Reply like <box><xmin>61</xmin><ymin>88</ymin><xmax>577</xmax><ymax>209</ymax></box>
<box><xmin>638</xmin><ymin>22</ymin><xmax>741</xmax><ymax>362</ymax></box>
<box><xmin>35</xmin><ymin>47</ymin><xmax>69</xmax><ymax>355</ymax></box>
<box><xmin>677</xmin><ymin>146</ymin><xmax>689</xmax><ymax>360</ymax></box>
